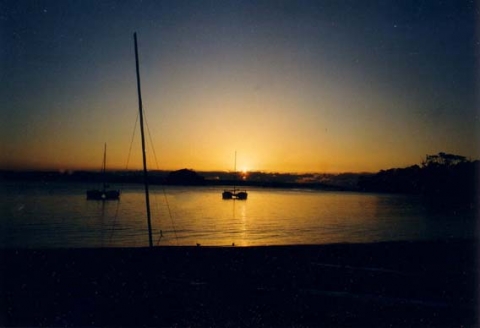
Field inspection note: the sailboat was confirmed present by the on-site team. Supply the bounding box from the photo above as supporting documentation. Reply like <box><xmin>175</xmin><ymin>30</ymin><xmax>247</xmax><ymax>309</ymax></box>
<box><xmin>222</xmin><ymin>152</ymin><xmax>248</xmax><ymax>200</ymax></box>
<box><xmin>86</xmin><ymin>143</ymin><xmax>120</xmax><ymax>200</ymax></box>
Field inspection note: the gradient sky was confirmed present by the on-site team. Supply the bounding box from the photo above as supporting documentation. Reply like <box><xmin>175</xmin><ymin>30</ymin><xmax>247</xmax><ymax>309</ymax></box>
<box><xmin>1</xmin><ymin>0</ymin><xmax>478</xmax><ymax>173</ymax></box>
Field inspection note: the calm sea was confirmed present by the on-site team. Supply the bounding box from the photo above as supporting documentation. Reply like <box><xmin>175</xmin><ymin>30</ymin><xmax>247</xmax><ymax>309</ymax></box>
<box><xmin>1</xmin><ymin>181</ymin><xmax>477</xmax><ymax>248</ymax></box>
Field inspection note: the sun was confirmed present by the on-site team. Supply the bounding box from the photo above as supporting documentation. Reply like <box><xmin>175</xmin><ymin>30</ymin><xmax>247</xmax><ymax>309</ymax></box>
<box><xmin>240</xmin><ymin>168</ymin><xmax>249</xmax><ymax>180</ymax></box>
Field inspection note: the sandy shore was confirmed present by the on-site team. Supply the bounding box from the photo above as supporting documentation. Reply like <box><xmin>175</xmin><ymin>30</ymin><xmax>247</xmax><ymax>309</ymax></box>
<box><xmin>1</xmin><ymin>239</ymin><xmax>478</xmax><ymax>327</ymax></box>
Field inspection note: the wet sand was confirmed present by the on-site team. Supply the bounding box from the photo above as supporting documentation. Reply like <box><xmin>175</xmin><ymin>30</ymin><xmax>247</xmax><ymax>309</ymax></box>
<box><xmin>1</xmin><ymin>239</ymin><xmax>478</xmax><ymax>327</ymax></box>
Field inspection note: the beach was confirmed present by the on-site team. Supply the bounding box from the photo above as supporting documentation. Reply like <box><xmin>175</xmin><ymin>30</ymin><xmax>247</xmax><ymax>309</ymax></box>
<box><xmin>1</xmin><ymin>239</ymin><xmax>477</xmax><ymax>327</ymax></box>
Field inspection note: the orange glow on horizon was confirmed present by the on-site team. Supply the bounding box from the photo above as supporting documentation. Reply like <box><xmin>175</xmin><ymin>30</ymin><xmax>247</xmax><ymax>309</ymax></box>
<box><xmin>1</xmin><ymin>1</ymin><xmax>478</xmax><ymax>177</ymax></box>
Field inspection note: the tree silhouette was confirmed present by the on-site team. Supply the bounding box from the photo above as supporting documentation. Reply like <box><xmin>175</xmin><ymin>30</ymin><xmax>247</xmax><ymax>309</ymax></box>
<box><xmin>358</xmin><ymin>153</ymin><xmax>478</xmax><ymax>208</ymax></box>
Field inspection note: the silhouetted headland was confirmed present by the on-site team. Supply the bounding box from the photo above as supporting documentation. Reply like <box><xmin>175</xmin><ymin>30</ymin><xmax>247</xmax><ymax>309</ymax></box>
<box><xmin>359</xmin><ymin>152</ymin><xmax>479</xmax><ymax>208</ymax></box>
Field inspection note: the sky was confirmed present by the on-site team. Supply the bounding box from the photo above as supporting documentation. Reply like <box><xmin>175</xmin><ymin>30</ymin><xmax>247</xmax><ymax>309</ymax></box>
<box><xmin>1</xmin><ymin>0</ymin><xmax>478</xmax><ymax>173</ymax></box>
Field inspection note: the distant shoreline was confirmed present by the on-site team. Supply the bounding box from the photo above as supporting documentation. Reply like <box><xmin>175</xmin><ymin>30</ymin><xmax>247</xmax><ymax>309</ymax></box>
<box><xmin>2</xmin><ymin>165</ymin><xmax>478</xmax><ymax>205</ymax></box>
<box><xmin>0</xmin><ymin>169</ymin><xmax>362</xmax><ymax>191</ymax></box>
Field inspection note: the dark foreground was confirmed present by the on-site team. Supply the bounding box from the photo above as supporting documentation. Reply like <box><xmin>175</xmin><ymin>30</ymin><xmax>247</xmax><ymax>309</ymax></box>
<box><xmin>1</xmin><ymin>240</ymin><xmax>478</xmax><ymax>327</ymax></box>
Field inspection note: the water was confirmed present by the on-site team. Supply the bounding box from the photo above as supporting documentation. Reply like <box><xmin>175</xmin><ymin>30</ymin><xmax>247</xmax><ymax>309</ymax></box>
<box><xmin>1</xmin><ymin>181</ymin><xmax>477</xmax><ymax>248</ymax></box>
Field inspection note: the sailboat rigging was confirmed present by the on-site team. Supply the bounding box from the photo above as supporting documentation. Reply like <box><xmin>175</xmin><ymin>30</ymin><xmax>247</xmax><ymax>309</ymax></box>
<box><xmin>222</xmin><ymin>151</ymin><xmax>248</xmax><ymax>200</ymax></box>
<box><xmin>86</xmin><ymin>143</ymin><xmax>120</xmax><ymax>201</ymax></box>
<box><xmin>134</xmin><ymin>32</ymin><xmax>154</xmax><ymax>247</ymax></box>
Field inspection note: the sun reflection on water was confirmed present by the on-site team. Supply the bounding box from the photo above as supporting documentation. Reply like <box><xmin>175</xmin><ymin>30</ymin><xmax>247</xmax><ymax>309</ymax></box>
<box><xmin>1</xmin><ymin>182</ymin><xmax>477</xmax><ymax>248</ymax></box>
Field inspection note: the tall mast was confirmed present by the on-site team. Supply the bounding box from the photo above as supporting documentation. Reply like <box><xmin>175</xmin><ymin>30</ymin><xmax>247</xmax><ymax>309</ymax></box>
<box><xmin>134</xmin><ymin>32</ymin><xmax>153</xmax><ymax>248</ymax></box>
<box><xmin>234</xmin><ymin>150</ymin><xmax>237</xmax><ymax>192</ymax></box>
<box><xmin>103</xmin><ymin>143</ymin><xmax>107</xmax><ymax>192</ymax></box>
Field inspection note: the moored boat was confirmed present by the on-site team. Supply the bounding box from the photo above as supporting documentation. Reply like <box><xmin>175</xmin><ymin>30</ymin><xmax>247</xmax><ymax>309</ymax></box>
<box><xmin>222</xmin><ymin>189</ymin><xmax>247</xmax><ymax>200</ymax></box>
<box><xmin>86</xmin><ymin>143</ymin><xmax>120</xmax><ymax>201</ymax></box>
<box><xmin>87</xmin><ymin>189</ymin><xmax>120</xmax><ymax>200</ymax></box>
<box><xmin>222</xmin><ymin>152</ymin><xmax>248</xmax><ymax>200</ymax></box>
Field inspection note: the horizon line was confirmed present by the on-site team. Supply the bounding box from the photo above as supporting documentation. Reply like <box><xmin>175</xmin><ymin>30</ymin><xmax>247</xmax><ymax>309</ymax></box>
<box><xmin>0</xmin><ymin>167</ymin><xmax>376</xmax><ymax>175</ymax></box>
